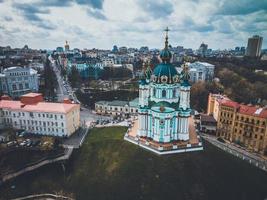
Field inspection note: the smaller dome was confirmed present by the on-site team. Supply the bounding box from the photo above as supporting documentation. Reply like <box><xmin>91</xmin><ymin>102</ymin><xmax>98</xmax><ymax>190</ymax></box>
<box><xmin>160</xmin><ymin>48</ymin><xmax>172</xmax><ymax>63</ymax></box>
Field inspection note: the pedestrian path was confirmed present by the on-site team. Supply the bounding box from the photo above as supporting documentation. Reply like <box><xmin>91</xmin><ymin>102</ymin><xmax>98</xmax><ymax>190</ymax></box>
<box><xmin>1</xmin><ymin>147</ymin><xmax>73</xmax><ymax>183</ymax></box>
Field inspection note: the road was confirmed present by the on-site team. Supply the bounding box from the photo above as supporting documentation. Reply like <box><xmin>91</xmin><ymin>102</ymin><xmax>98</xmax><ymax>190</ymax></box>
<box><xmin>80</xmin><ymin>107</ymin><xmax>112</xmax><ymax>127</ymax></box>
<box><xmin>48</xmin><ymin>56</ymin><xmax>111</xmax><ymax>126</ymax></box>
<box><xmin>49</xmin><ymin>56</ymin><xmax>78</xmax><ymax>102</ymax></box>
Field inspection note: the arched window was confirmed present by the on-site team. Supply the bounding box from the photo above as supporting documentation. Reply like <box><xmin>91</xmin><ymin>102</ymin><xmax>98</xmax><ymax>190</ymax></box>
<box><xmin>153</xmin><ymin>88</ymin><xmax>156</xmax><ymax>97</ymax></box>
<box><xmin>173</xmin><ymin>89</ymin><xmax>176</xmax><ymax>98</ymax></box>
<box><xmin>162</xmin><ymin>90</ymin><xmax>166</xmax><ymax>98</ymax></box>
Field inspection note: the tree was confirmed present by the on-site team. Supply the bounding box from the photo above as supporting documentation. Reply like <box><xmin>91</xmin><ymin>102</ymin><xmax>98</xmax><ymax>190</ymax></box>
<box><xmin>68</xmin><ymin>66</ymin><xmax>81</xmax><ymax>88</ymax></box>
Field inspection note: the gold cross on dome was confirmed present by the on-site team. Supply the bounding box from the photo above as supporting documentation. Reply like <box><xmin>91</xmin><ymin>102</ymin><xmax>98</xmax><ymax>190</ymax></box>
<box><xmin>164</xmin><ymin>27</ymin><xmax>170</xmax><ymax>36</ymax></box>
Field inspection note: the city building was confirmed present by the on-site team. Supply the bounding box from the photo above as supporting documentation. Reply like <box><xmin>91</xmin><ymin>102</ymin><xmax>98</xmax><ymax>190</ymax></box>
<box><xmin>124</xmin><ymin>28</ymin><xmax>203</xmax><ymax>154</ymax></box>
<box><xmin>0</xmin><ymin>93</ymin><xmax>80</xmax><ymax>137</ymax></box>
<box><xmin>65</xmin><ymin>40</ymin><xmax>70</xmax><ymax>51</ymax></box>
<box><xmin>95</xmin><ymin>98</ymin><xmax>139</xmax><ymax>117</ymax></box>
<box><xmin>101</xmin><ymin>57</ymin><xmax>115</xmax><ymax>67</ymax></box>
<box><xmin>119</xmin><ymin>46</ymin><xmax>127</xmax><ymax>54</ymax></box>
<box><xmin>199</xmin><ymin>114</ymin><xmax>217</xmax><ymax>135</ymax></box>
<box><xmin>207</xmin><ymin>93</ymin><xmax>230</xmax><ymax>121</ymax></box>
<box><xmin>207</xmin><ymin>93</ymin><xmax>267</xmax><ymax>155</ymax></box>
<box><xmin>187</xmin><ymin>62</ymin><xmax>215</xmax><ymax>82</ymax></box>
<box><xmin>246</xmin><ymin>35</ymin><xmax>263</xmax><ymax>57</ymax></box>
<box><xmin>67</xmin><ymin>57</ymin><xmax>104</xmax><ymax>79</ymax></box>
<box><xmin>56</xmin><ymin>47</ymin><xmax>64</xmax><ymax>53</ymax></box>
<box><xmin>0</xmin><ymin>66</ymin><xmax>39</xmax><ymax>98</ymax></box>
<box><xmin>198</xmin><ymin>43</ymin><xmax>208</xmax><ymax>57</ymax></box>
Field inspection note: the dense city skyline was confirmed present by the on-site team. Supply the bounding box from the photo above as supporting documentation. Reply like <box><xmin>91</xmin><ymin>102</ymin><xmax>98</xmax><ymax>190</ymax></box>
<box><xmin>0</xmin><ymin>0</ymin><xmax>267</xmax><ymax>50</ymax></box>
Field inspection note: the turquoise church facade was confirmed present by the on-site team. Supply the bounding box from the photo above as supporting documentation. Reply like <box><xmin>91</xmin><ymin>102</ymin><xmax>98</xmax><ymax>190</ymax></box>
<box><xmin>137</xmin><ymin>29</ymin><xmax>191</xmax><ymax>143</ymax></box>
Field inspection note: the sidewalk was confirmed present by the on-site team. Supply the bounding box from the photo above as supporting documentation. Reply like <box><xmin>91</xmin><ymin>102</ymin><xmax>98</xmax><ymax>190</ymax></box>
<box><xmin>201</xmin><ymin>133</ymin><xmax>267</xmax><ymax>172</ymax></box>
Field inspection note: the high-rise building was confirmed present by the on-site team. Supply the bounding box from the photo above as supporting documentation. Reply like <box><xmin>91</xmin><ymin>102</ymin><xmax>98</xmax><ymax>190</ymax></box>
<box><xmin>246</xmin><ymin>35</ymin><xmax>263</xmax><ymax>57</ymax></box>
<box><xmin>198</xmin><ymin>43</ymin><xmax>208</xmax><ymax>57</ymax></box>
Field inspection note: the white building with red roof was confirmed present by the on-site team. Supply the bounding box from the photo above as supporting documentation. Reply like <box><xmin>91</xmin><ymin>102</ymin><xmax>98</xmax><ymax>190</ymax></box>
<box><xmin>0</xmin><ymin>93</ymin><xmax>80</xmax><ymax>137</ymax></box>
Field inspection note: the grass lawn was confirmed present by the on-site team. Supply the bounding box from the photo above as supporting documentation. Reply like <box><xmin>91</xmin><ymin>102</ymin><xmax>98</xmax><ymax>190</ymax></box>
<box><xmin>1</xmin><ymin>126</ymin><xmax>267</xmax><ymax>200</ymax></box>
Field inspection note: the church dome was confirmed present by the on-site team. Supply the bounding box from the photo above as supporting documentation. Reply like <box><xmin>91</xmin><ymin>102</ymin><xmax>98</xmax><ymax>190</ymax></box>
<box><xmin>153</xmin><ymin>63</ymin><xmax>177</xmax><ymax>79</ymax></box>
<box><xmin>152</xmin><ymin>27</ymin><xmax>179</xmax><ymax>84</ymax></box>
<box><xmin>160</xmin><ymin>48</ymin><xmax>172</xmax><ymax>62</ymax></box>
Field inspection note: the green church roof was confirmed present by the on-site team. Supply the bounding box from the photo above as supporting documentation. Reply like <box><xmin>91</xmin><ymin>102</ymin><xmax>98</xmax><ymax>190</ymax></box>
<box><xmin>153</xmin><ymin>63</ymin><xmax>177</xmax><ymax>78</ymax></box>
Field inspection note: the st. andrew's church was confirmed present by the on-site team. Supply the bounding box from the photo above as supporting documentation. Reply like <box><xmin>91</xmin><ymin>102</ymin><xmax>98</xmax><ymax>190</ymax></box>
<box><xmin>125</xmin><ymin>28</ymin><xmax>203</xmax><ymax>154</ymax></box>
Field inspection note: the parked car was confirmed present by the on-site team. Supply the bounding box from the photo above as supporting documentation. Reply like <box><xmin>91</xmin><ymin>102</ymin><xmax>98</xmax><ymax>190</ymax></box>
<box><xmin>7</xmin><ymin>141</ymin><xmax>17</xmax><ymax>147</ymax></box>
<box><xmin>217</xmin><ymin>137</ymin><xmax>226</xmax><ymax>143</ymax></box>
<box><xmin>32</xmin><ymin>140</ymin><xmax>40</xmax><ymax>147</ymax></box>
<box><xmin>19</xmin><ymin>141</ymin><xmax>27</xmax><ymax>147</ymax></box>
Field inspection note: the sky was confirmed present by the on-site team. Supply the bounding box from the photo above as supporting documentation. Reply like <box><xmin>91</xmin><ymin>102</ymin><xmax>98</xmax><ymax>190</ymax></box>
<box><xmin>0</xmin><ymin>0</ymin><xmax>266</xmax><ymax>50</ymax></box>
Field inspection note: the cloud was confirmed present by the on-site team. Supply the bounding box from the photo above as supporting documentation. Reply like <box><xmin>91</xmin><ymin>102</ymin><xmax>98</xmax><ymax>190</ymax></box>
<box><xmin>173</xmin><ymin>17</ymin><xmax>214</xmax><ymax>33</ymax></box>
<box><xmin>13</xmin><ymin>3</ymin><xmax>56</xmax><ymax>30</ymax></box>
<box><xmin>4</xmin><ymin>16</ymin><xmax>13</xmax><ymax>21</ymax></box>
<box><xmin>137</xmin><ymin>0</ymin><xmax>174</xmax><ymax>19</ymax></box>
<box><xmin>37</xmin><ymin>0</ymin><xmax>73</xmax><ymax>7</ymax></box>
<box><xmin>217</xmin><ymin>0</ymin><xmax>267</xmax><ymax>15</ymax></box>
<box><xmin>13</xmin><ymin>3</ymin><xmax>50</xmax><ymax>22</ymax></box>
<box><xmin>75</xmin><ymin>0</ymin><xmax>105</xmax><ymax>9</ymax></box>
<box><xmin>86</xmin><ymin>8</ymin><xmax>107</xmax><ymax>20</ymax></box>
<box><xmin>1</xmin><ymin>0</ymin><xmax>266</xmax><ymax>49</ymax></box>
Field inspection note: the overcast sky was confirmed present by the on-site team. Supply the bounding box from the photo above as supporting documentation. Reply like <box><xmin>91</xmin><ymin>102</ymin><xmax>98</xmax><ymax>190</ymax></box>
<box><xmin>0</xmin><ymin>0</ymin><xmax>266</xmax><ymax>50</ymax></box>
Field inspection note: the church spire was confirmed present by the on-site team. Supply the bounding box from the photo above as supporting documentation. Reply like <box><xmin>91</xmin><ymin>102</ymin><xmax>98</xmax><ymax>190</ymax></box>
<box><xmin>164</xmin><ymin>27</ymin><xmax>169</xmax><ymax>49</ymax></box>
<box><xmin>160</xmin><ymin>27</ymin><xmax>172</xmax><ymax>63</ymax></box>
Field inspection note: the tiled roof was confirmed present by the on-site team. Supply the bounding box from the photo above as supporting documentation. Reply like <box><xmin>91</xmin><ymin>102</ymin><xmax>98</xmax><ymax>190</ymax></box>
<box><xmin>238</xmin><ymin>105</ymin><xmax>267</xmax><ymax>119</ymax></box>
<box><xmin>220</xmin><ymin>99</ymin><xmax>267</xmax><ymax>119</ymax></box>
<box><xmin>21</xmin><ymin>93</ymin><xmax>42</xmax><ymax>98</ymax></box>
<box><xmin>23</xmin><ymin>102</ymin><xmax>79</xmax><ymax>114</ymax></box>
<box><xmin>0</xmin><ymin>100</ymin><xmax>79</xmax><ymax>114</ymax></box>
<box><xmin>0</xmin><ymin>100</ymin><xmax>24</xmax><ymax>110</ymax></box>
<box><xmin>108</xmin><ymin>100</ymin><xmax>128</xmax><ymax>107</ymax></box>
<box><xmin>220</xmin><ymin>99</ymin><xmax>239</xmax><ymax>108</ymax></box>
<box><xmin>200</xmin><ymin>114</ymin><xmax>217</xmax><ymax>123</ymax></box>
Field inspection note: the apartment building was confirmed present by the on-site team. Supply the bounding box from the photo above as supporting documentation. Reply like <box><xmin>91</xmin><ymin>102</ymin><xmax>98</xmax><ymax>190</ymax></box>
<box><xmin>0</xmin><ymin>93</ymin><xmax>80</xmax><ymax>137</ymax></box>
<box><xmin>207</xmin><ymin>93</ymin><xmax>267</xmax><ymax>154</ymax></box>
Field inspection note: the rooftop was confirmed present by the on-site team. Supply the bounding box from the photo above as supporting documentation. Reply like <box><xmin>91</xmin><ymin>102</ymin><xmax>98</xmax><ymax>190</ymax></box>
<box><xmin>0</xmin><ymin>99</ymin><xmax>79</xmax><ymax>114</ymax></box>
<box><xmin>200</xmin><ymin>114</ymin><xmax>217</xmax><ymax>123</ymax></box>
<box><xmin>220</xmin><ymin>99</ymin><xmax>267</xmax><ymax>119</ymax></box>
<box><xmin>21</xmin><ymin>93</ymin><xmax>42</xmax><ymax>98</ymax></box>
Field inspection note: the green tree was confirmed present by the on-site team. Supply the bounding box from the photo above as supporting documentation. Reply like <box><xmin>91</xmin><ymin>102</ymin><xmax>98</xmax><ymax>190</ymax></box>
<box><xmin>68</xmin><ymin>66</ymin><xmax>81</xmax><ymax>88</ymax></box>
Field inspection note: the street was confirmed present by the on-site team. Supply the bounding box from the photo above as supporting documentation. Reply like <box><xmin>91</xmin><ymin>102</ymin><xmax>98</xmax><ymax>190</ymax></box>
<box><xmin>49</xmin><ymin>56</ymin><xmax>111</xmax><ymax>126</ymax></box>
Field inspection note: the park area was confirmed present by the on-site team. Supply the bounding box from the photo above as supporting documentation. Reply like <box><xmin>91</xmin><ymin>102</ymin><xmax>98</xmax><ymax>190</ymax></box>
<box><xmin>1</xmin><ymin>126</ymin><xmax>267</xmax><ymax>200</ymax></box>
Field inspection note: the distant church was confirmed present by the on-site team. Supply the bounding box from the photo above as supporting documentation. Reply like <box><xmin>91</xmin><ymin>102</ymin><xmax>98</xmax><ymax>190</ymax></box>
<box><xmin>125</xmin><ymin>28</ymin><xmax>203</xmax><ymax>154</ymax></box>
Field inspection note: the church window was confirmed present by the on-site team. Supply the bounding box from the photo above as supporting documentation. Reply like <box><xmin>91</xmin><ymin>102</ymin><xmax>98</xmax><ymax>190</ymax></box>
<box><xmin>162</xmin><ymin>90</ymin><xmax>166</xmax><ymax>98</ymax></box>
<box><xmin>173</xmin><ymin>89</ymin><xmax>176</xmax><ymax>98</ymax></box>
<box><xmin>153</xmin><ymin>88</ymin><xmax>156</xmax><ymax>97</ymax></box>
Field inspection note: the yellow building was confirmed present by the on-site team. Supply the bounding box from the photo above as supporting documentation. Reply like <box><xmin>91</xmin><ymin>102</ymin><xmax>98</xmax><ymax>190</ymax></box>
<box><xmin>207</xmin><ymin>93</ymin><xmax>230</xmax><ymax>121</ymax></box>
<box><xmin>207</xmin><ymin>93</ymin><xmax>267</xmax><ymax>155</ymax></box>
